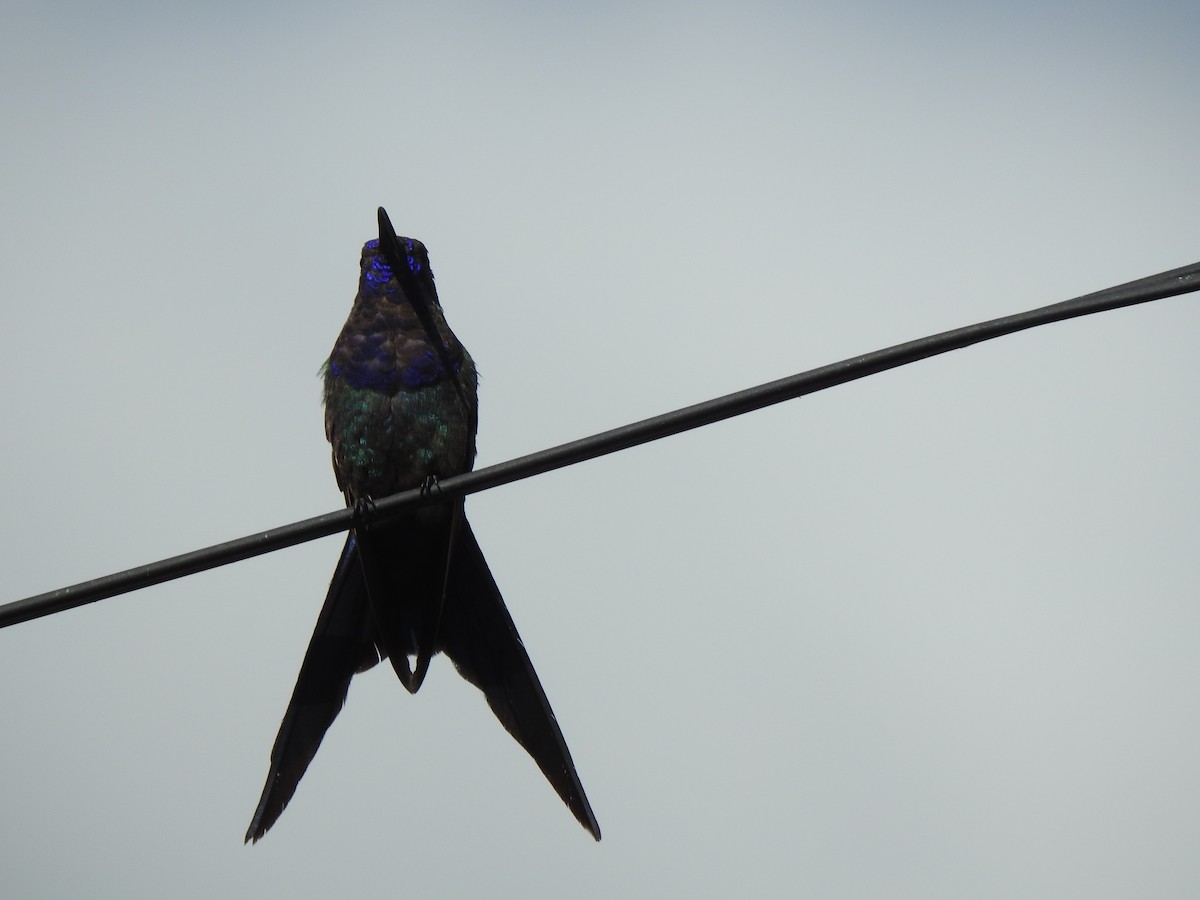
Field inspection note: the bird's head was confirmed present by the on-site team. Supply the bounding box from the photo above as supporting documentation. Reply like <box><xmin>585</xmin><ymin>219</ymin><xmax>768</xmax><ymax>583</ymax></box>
<box><xmin>357</xmin><ymin>207</ymin><xmax>437</xmax><ymax>307</ymax></box>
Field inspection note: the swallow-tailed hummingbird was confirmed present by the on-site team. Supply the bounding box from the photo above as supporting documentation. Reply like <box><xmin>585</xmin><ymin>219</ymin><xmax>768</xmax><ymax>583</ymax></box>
<box><xmin>245</xmin><ymin>208</ymin><xmax>599</xmax><ymax>842</ymax></box>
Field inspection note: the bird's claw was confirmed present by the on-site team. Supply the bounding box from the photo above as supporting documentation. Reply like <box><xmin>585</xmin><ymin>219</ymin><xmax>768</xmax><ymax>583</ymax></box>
<box><xmin>351</xmin><ymin>496</ymin><xmax>378</xmax><ymax>533</ymax></box>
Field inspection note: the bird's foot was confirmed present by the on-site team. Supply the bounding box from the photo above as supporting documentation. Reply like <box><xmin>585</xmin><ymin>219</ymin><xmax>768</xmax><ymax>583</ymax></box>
<box><xmin>350</xmin><ymin>496</ymin><xmax>378</xmax><ymax>533</ymax></box>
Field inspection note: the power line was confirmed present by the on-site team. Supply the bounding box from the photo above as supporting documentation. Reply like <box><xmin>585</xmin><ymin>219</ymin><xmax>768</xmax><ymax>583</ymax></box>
<box><xmin>1</xmin><ymin>258</ymin><xmax>1196</xmax><ymax>630</ymax></box>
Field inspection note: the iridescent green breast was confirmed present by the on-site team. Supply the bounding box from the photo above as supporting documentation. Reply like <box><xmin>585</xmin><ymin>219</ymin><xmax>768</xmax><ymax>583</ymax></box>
<box><xmin>323</xmin><ymin>362</ymin><xmax>477</xmax><ymax>500</ymax></box>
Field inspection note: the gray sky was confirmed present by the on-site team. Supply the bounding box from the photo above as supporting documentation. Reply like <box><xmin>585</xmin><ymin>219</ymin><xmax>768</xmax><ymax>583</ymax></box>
<box><xmin>2</xmin><ymin>2</ymin><xmax>1198</xmax><ymax>897</ymax></box>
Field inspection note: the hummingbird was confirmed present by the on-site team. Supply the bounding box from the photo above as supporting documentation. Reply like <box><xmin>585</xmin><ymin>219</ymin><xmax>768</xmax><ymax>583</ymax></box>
<box><xmin>245</xmin><ymin>208</ymin><xmax>600</xmax><ymax>843</ymax></box>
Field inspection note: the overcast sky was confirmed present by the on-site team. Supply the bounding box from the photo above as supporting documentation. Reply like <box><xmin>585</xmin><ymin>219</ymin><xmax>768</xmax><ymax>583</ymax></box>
<box><xmin>3</xmin><ymin>2</ymin><xmax>1199</xmax><ymax>897</ymax></box>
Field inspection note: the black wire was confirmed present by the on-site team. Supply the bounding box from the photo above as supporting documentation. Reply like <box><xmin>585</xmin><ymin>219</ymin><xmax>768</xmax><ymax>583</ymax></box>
<box><xmin>1</xmin><ymin>259</ymin><xmax>1196</xmax><ymax>630</ymax></box>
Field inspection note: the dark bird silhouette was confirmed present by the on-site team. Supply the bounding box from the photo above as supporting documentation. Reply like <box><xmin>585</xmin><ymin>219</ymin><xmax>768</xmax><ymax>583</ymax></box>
<box><xmin>245</xmin><ymin>208</ymin><xmax>599</xmax><ymax>843</ymax></box>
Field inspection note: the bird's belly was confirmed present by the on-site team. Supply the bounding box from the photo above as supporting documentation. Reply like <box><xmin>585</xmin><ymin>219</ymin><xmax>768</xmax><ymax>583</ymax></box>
<box><xmin>329</xmin><ymin>379</ymin><xmax>476</xmax><ymax>501</ymax></box>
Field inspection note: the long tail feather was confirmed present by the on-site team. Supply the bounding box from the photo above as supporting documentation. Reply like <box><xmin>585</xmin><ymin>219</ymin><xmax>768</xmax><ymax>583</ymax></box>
<box><xmin>245</xmin><ymin>534</ymin><xmax>378</xmax><ymax>843</ymax></box>
<box><xmin>439</xmin><ymin>521</ymin><xmax>601</xmax><ymax>840</ymax></box>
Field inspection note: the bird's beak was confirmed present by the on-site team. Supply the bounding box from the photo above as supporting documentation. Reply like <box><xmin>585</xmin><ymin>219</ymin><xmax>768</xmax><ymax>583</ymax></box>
<box><xmin>377</xmin><ymin>206</ymin><xmax>397</xmax><ymax>247</ymax></box>
<box><xmin>377</xmin><ymin>207</ymin><xmax>405</xmax><ymax>273</ymax></box>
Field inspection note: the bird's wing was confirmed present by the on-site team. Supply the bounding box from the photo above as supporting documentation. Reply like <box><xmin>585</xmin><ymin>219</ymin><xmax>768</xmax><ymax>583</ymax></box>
<box><xmin>355</xmin><ymin>506</ymin><xmax>457</xmax><ymax>694</ymax></box>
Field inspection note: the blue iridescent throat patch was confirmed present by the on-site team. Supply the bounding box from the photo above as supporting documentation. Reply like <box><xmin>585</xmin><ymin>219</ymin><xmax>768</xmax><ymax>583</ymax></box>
<box><xmin>364</xmin><ymin>237</ymin><xmax>423</xmax><ymax>284</ymax></box>
<box><xmin>403</xmin><ymin>238</ymin><xmax>422</xmax><ymax>274</ymax></box>
<box><xmin>363</xmin><ymin>250</ymin><xmax>395</xmax><ymax>291</ymax></box>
